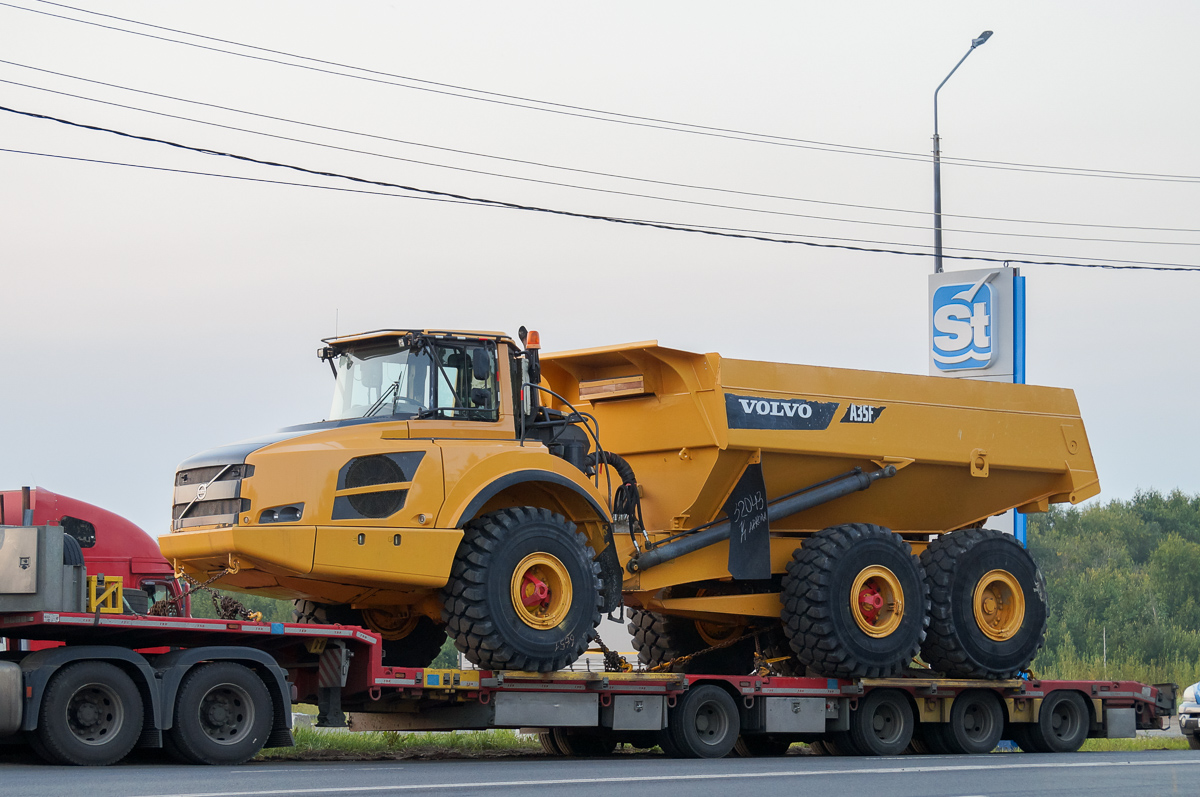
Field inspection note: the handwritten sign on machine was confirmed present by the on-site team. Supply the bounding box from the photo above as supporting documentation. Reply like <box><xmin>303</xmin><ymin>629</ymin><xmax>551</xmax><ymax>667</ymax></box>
<box><xmin>724</xmin><ymin>463</ymin><xmax>771</xmax><ymax>580</ymax></box>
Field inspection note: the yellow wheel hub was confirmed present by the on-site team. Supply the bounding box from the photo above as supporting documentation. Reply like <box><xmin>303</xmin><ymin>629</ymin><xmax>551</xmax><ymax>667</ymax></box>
<box><xmin>850</xmin><ymin>565</ymin><xmax>904</xmax><ymax>638</ymax></box>
<box><xmin>693</xmin><ymin>588</ymin><xmax>746</xmax><ymax>646</ymax></box>
<box><xmin>360</xmin><ymin>608</ymin><xmax>418</xmax><ymax>640</ymax></box>
<box><xmin>973</xmin><ymin>569</ymin><xmax>1025</xmax><ymax>641</ymax></box>
<box><xmin>510</xmin><ymin>553</ymin><xmax>573</xmax><ymax>630</ymax></box>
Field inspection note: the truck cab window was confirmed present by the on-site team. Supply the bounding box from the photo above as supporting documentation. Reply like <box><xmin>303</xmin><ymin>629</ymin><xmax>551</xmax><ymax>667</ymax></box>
<box><xmin>328</xmin><ymin>339</ymin><xmax>496</xmax><ymax>422</ymax></box>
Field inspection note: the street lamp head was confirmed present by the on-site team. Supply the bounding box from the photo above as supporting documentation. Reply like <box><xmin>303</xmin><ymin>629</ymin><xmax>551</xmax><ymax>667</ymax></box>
<box><xmin>972</xmin><ymin>30</ymin><xmax>994</xmax><ymax>48</ymax></box>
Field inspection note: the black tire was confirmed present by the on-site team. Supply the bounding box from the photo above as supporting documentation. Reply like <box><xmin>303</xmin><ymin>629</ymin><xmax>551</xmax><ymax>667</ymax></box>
<box><xmin>441</xmin><ymin>507</ymin><xmax>602</xmax><ymax>672</ymax></box>
<box><xmin>626</xmin><ymin>599</ymin><xmax>757</xmax><ymax>674</ymax></box>
<box><xmin>1008</xmin><ymin>723</ymin><xmax>1039</xmax><ymax>753</ymax></box>
<box><xmin>941</xmin><ymin>689</ymin><xmax>1004</xmax><ymax>754</ymax></box>
<box><xmin>293</xmin><ymin>601</ymin><xmax>447</xmax><ymax>668</ymax></box>
<box><xmin>1187</xmin><ymin>733</ymin><xmax>1200</xmax><ymax>751</ymax></box>
<box><xmin>920</xmin><ymin>723</ymin><xmax>954</xmax><ymax>754</ymax></box>
<box><xmin>538</xmin><ymin>730</ymin><xmax>564</xmax><ymax>755</ymax></box>
<box><xmin>920</xmin><ymin>528</ymin><xmax>1047</xmax><ymax>679</ymax></box>
<box><xmin>824</xmin><ymin>731</ymin><xmax>861</xmax><ymax>755</ymax></box>
<box><xmin>847</xmin><ymin>689</ymin><xmax>914</xmax><ymax>756</ymax></box>
<box><xmin>35</xmin><ymin>662</ymin><xmax>143</xmax><ymax>766</ymax></box>
<box><xmin>667</xmin><ymin>684</ymin><xmax>741</xmax><ymax>758</ymax></box>
<box><xmin>1028</xmin><ymin>690</ymin><xmax>1089</xmax><ymax>753</ymax></box>
<box><xmin>166</xmin><ymin>662</ymin><xmax>273</xmax><ymax>765</ymax></box>
<box><xmin>655</xmin><ymin>727</ymin><xmax>684</xmax><ymax>757</ymax></box>
<box><xmin>781</xmin><ymin>524</ymin><xmax>929</xmax><ymax>679</ymax></box>
<box><xmin>551</xmin><ymin>727</ymin><xmax>617</xmax><ymax>756</ymax></box>
<box><xmin>734</xmin><ymin>734</ymin><xmax>793</xmax><ymax>756</ymax></box>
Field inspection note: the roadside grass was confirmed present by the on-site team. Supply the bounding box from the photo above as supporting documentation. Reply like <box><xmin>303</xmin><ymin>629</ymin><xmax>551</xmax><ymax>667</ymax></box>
<box><xmin>1080</xmin><ymin>737</ymin><xmax>1191</xmax><ymax>752</ymax></box>
<box><xmin>256</xmin><ymin>726</ymin><xmax>540</xmax><ymax>760</ymax></box>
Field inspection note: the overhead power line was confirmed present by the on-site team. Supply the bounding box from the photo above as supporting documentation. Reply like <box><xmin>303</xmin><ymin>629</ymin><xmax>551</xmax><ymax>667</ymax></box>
<box><xmin>4</xmin><ymin>58</ymin><xmax>1200</xmax><ymax>239</ymax></box>
<box><xmin>1</xmin><ymin>105</ymin><xmax>1196</xmax><ymax>273</ymax></box>
<box><xmin>7</xmin><ymin>76</ymin><xmax>1198</xmax><ymax>250</ymax></box>
<box><xmin>8</xmin><ymin>0</ymin><xmax>1200</xmax><ymax>184</ymax></box>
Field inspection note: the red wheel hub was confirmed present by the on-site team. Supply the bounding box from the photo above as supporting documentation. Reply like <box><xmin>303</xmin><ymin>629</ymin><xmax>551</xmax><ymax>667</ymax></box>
<box><xmin>858</xmin><ymin>582</ymin><xmax>884</xmax><ymax>623</ymax></box>
<box><xmin>520</xmin><ymin>572</ymin><xmax>550</xmax><ymax>607</ymax></box>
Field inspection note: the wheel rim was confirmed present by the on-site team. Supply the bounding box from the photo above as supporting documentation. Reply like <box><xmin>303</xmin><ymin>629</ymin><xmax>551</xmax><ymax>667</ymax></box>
<box><xmin>65</xmin><ymin>683</ymin><xmax>124</xmax><ymax>745</ymax></box>
<box><xmin>850</xmin><ymin>565</ymin><xmax>904</xmax><ymax>637</ymax></box>
<box><xmin>868</xmin><ymin>700</ymin><xmax>905</xmax><ymax>745</ymax></box>
<box><xmin>693</xmin><ymin>588</ymin><xmax>746</xmax><ymax>646</ymax></box>
<box><xmin>1049</xmin><ymin>699</ymin><xmax>1083</xmax><ymax>742</ymax></box>
<box><xmin>360</xmin><ymin>608</ymin><xmax>419</xmax><ymax>640</ymax></box>
<box><xmin>692</xmin><ymin>699</ymin><xmax>731</xmax><ymax>747</ymax></box>
<box><xmin>197</xmin><ymin>682</ymin><xmax>256</xmax><ymax>745</ymax></box>
<box><xmin>510</xmin><ymin>552</ymin><xmax>572</xmax><ymax>630</ymax></box>
<box><xmin>961</xmin><ymin>696</ymin><xmax>998</xmax><ymax>743</ymax></box>
<box><xmin>973</xmin><ymin>569</ymin><xmax>1026</xmax><ymax>641</ymax></box>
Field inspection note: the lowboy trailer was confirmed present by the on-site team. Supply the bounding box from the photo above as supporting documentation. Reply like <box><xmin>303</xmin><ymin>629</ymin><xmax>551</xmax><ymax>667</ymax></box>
<box><xmin>0</xmin><ymin>603</ymin><xmax>1175</xmax><ymax>765</ymax></box>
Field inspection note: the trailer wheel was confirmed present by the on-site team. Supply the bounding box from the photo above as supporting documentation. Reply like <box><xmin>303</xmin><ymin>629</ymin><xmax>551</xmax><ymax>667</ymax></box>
<box><xmin>292</xmin><ymin>602</ymin><xmax>447</xmax><ymax>668</ymax></box>
<box><xmin>538</xmin><ymin>730</ymin><xmax>565</xmax><ymax>755</ymax></box>
<box><xmin>551</xmin><ymin>727</ymin><xmax>617</xmax><ymax>756</ymax></box>
<box><xmin>734</xmin><ymin>734</ymin><xmax>793</xmax><ymax>756</ymax></box>
<box><xmin>920</xmin><ymin>528</ymin><xmax>1047</xmax><ymax>679</ymax></box>
<box><xmin>441</xmin><ymin>507</ymin><xmax>601</xmax><ymax>672</ymax></box>
<box><xmin>847</xmin><ymin>689</ymin><xmax>914</xmax><ymax>756</ymax></box>
<box><xmin>1027</xmin><ymin>690</ymin><xmax>1089</xmax><ymax>753</ymax></box>
<box><xmin>166</xmin><ymin>662</ymin><xmax>273</xmax><ymax>765</ymax></box>
<box><xmin>34</xmin><ymin>661</ymin><xmax>143</xmax><ymax>766</ymax></box>
<box><xmin>941</xmin><ymin>689</ymin><xmax>1004</xmax><ymax>754</ymax></box>
<box><xmin>781</xmin><ymin>524</ymin><xmax>928</xmax><ymax>679</ymax></box>
<box><xmin>1188</xmin><ymin>733</ymin><xmax>1200</xmax><ymax>751</ymax></box>
<box><xmin>666</xmin><ymin>684</ymin><xmax>741</xmax><ymax>758</ymax></box>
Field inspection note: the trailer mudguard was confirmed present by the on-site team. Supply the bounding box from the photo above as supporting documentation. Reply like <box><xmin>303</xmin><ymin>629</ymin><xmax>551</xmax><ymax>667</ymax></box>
<box><xmin>18</xmin><ymin>646</ymin><xmax>159</xmax><ymax>733</ymax></box>
<box><xmin>152</xmin><ymin>646</ymin><xmax>293</xmax><ymax>741</ymax></box>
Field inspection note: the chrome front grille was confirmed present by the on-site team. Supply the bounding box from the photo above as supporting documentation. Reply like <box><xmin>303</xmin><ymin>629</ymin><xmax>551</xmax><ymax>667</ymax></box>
<box><xmin>172</xmin><ymin>464</ymin><xmax>253</xmax><ymax>530</ymax></box>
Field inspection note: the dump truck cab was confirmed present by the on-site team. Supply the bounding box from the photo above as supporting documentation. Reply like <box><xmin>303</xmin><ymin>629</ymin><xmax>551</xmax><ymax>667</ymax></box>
<box><xmin>161</xmin><ymin>329</ymin><xmax>621</xmax><ymax>670</ymax></box>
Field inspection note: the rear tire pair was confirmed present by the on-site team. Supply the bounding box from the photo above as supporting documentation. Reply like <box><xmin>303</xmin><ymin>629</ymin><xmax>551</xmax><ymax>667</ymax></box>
<box><xmin>31</xmin><ymin>660</ymin><xmax>272</xmax><ymax>766</ymax></box>
<box><xmin>781</xmin><ymin>524</ymin><xmax>1046</xmax><ymax>680</ymax></box>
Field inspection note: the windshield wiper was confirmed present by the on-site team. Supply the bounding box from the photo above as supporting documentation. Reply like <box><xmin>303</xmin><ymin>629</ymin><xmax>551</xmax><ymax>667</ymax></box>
<box><xmin>363</xmin><ymin>380</ymin><xmax>400</xmax><ymax>418</ymax></box>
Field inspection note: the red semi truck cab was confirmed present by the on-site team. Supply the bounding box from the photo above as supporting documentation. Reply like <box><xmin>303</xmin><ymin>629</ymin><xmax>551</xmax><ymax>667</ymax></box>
<box><xmin>0</xmin><ymin>487</ymin><xmax>187</xmax><ymax>618</ymax></box>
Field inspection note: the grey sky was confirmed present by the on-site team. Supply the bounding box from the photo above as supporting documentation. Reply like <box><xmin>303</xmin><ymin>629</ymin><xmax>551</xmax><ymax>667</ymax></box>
<box><xmin>2</xmin><ymin>0</ymin><xmax>1197</xmax><ymax>553</ymax></box>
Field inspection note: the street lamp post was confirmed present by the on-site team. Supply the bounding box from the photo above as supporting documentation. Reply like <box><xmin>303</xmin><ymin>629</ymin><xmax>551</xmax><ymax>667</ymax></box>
<box><xmin>933</xmin><ymin>30</ymin><xmax>993</xmax><ymax>273</ymax></box>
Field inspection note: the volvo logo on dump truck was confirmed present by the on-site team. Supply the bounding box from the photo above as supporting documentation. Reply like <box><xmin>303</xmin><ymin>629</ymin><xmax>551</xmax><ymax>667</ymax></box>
<box><xmin>725</xmin><ymin>394</ymin><xmax>839</xmax><ymax>431</ymax></box>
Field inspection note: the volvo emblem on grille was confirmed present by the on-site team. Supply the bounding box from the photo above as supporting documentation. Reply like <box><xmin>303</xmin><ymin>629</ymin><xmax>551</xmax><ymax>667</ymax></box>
<box><xmin>196</xmin><ymin>483</ymin><xmax>208</xmax><ymax>500</ymax></box>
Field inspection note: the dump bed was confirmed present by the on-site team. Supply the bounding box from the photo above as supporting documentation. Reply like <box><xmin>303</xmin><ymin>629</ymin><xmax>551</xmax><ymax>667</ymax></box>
<box><xmin>541</xmin><ymin>342</ymin><xmax>1099</xmax><ymax>536</ymax></box>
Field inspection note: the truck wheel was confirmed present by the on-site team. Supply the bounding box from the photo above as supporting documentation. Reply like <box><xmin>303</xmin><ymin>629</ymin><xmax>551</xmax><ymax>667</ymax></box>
<box><xmin>551</xmin><ymin>727</ymin><xmax>617</xmax><ymax>756</ymax></box>
<box><xmin>538</xmin><ymin>730</ymin><xmax>564</xmax><ymax>755</ymax></box>
<box><xmin>1027</xmin><ymin>690</ymin><xmax>1089</xmax><ymax>753</ymax></box>
<box><xmin>441</xmin><ymin>507</ymin><xmax>601</xmax><ymax>672</ymax></box>
<box><xmin>942</xmin><ymin>689</ymin><xmax>1004</xmax><ymax>754</ymax></box>
<box><xmin>667</xmin><ymin>683</ymin><xmax>741</xmax><ymax>758</ymax></box>
<box><xmin>734</xmin><ymin>734</ymin><xmax>793</xmax><ymax>756</ymax></box>
<box><xmin>35</xmin><ymin>662</ymin><xmax>143</xmax><ymax>766</ymax></box>
<box><xmin>626</xmin><ymin>593</ymin><xmax>757</xmax><ymax>674</ymax></box>
<box><xmin>781</xmin><ymin>524</ymin><xmax>928</xmax><ymax>679</ymax></box>
<box><xmin>1189</xmin><ymin>733</ymin><xmax>1200</xmax><ymax>751</ymax></box>
<box><xmin>920</xmin><ymin>528</ymin><xmax>1047</xmax><ymax>679</ymax></box>
<box><xmin>166</xmin><ymin>662</ymin><xmax>273</xmax><ymax>765</ymax></box>
<box><xmin>847</xmin><ymin>689</ymin><xmax>914</xmax><ymax>756</ymax></box>
<box><xmin>293</xmin><ymin>602</ymin><xmax>447</xmax><ymax>668</ymax></box>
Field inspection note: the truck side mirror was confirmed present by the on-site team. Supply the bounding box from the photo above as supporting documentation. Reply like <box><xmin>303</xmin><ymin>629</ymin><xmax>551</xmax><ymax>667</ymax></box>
<box><xmin>472</xmin><ymin>347</ymin><xmax>491</xmax><ymax>382</ymax></box>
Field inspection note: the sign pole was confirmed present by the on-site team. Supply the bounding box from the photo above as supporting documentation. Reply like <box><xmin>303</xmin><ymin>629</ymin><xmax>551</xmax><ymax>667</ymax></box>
<box><xmin>1013</xmin><ymin>272</ymin><xmax>1028</xmax><ymax>546</ymax></box>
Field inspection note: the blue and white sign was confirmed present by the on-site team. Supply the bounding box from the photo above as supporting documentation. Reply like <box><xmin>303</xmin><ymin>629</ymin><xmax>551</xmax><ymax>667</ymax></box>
<box><xmin>931</xmin><ymin>273</ymin><xmax>995</xmax><ymax>371</ymax></box>
<box><xmin>928</xmin><ymin>267</ymin><xmax>1017</xmax><ymax>382</ymax></box>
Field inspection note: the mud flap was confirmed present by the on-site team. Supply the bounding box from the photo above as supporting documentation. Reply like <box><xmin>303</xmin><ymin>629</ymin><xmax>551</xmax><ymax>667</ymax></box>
<box><xmin>726</xmin><ymin>463</ymin><xmax>771</xmax><ymax>580</ymax></box>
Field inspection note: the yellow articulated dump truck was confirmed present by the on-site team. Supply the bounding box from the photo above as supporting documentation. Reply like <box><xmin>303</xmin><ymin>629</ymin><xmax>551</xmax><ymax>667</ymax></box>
<box><xmin>160</xmin><ymin>328</ymin><xmax>1099</xmax><ymax>678</ymax></box>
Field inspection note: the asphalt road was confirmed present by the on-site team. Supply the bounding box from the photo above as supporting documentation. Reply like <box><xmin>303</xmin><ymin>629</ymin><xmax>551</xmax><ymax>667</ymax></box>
<box><xmin>2</xmin><ymin>749</ymin><xmax>1199</xmax><ymax>797</ymax></box>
